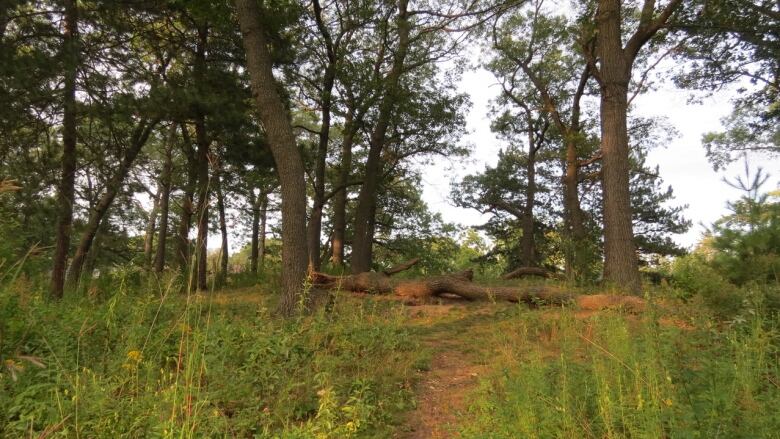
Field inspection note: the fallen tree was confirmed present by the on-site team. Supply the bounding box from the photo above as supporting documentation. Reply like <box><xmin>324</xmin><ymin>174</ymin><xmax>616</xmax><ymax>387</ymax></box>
<box><xmin>311</xmin><ymin>260</ymin><xmax>647</xmax><ymax>312</ymax></box>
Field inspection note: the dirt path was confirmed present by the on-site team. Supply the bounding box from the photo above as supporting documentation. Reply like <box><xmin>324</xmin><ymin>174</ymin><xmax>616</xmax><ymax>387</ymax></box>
<box><xmin>398</xmin><ymin>303</ymin><xmax>502</xmax><ymax>438</ymax></box>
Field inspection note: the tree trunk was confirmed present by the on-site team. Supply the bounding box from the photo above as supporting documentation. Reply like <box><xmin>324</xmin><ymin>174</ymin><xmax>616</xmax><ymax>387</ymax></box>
<box><xmin>65</xmin><ymin>119</ymin><xmax>159</xmax><ymax>290</ymax></box>
<box><xmin>351</xmin><ymin>0</ymin><xmax>410</xmax><ymax>274</ymax></box>
<box><xmin>331</xmin><ymin>110</ymin><xmax>356</xmax><ymax>268</ymax></box>
<box><xmin>143</xmin><ymin>189</ymin><xmax>160</xmax><ymax>268</ymax></box>
<box><xmin>259</xmin><ymin>195</ymin><xmax>267</xmax><ymax>269</ymax></box>
<box><xmin>250</xmin><ymin>191</ymin><xmax>267</xmax><ymax>275</ymax></box>
<box><xmin>216</xmin><ymin>173</ymin><xmax>229</xmax><ymax>286</ymax></box>
<box><xmin>311</xmin><ymin>268</ymin><xmax>646</xmax><ymax>312</ymax></box>
<box><xmin>307</xmin><ymin>0</ymin><xmax>338</xmax><ymax>271</ymax></box>
<box><xmin>563</xmin><ymin>137</ymin><xmax>587</xmax><ymax>279</ymax></box>
<box><xmin>50</xmin><ymin>0</ymin><xmax>78</xmax><ymax>299</ymax></box>
<box><xmin>521</xmin><ymin>129</ymin><xmax>537</xmax><ymax>267</ymax></box>
<box><xmin>153</xmin><ymin>129</ymin><xmax>174</xmax><ymax>273</ymax></box>
<box><xmin>250</xmin><ymin>190</ymin><xmax>259</xmax><ymax>275</ymax></box>
<box><xmin>176</xmin><ymin>124</ymin><xmax>198</xmax><ymax>282</ymax></box>
<box><xmin>83</xmin><ymin>219</ymin><xmax>109</xmax><ymax>286</ymax></box>
<box><xmin>237</xmin><ymin>0</ymin><xmax>310</xmax><ymax>316</ymax></box>
<box><xmin>597</xmin><ymin>0</ymin><xmax>640</xmax><ymax>292</ymax></box>
<box><xmin>193</xmin><ymin>24</ymin><xmax>210</xmax><ymax>292</ymax></box>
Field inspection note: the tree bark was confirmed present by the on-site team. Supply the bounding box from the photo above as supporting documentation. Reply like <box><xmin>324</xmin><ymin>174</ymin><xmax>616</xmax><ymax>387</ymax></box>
<box><xmin>562</xmin><ymin>68</ymin><xmax>589</xmax><ymax>280</ymax></box>
<box><xmin>153</xmin><ymin>129</ymin><xmax>174</xmax><ymax>273</ymax></box>
<box><xmin>520</xmin><ymin>121</ymin><xmax>537</xmax><ymax>267</ymax></box>
<box><xmin>259</xmin><ymin>195</ymin><xmax>267</xmax><ymax>269</ymax></box>
<box><xmin>250</xmin><ymin>191</ymin><xmax>267</xmax><ymax>275</ymax></box>
<box><xmin>143</xmin><ymin>188</ymin><xmax>160</xmax><ymax>268</ymax></box>
<box><xmin>597</xmin><ymin>0</ymin><xmax>640</xmax><ymax>292</ymax></box>
<box><xmin>216</xmin><ymin>173</ymin><xmax>229</xmax><ymax>286</ymax></box>
<box><xmin>563</xmin><ymin>136</ymin><xmax>587</xmax><ymax>278</ymax></box>
<box><xmin>351</xmin><ymin>0</ymin><xmax>411</xmax><ymax>274</ymax></box>
<box><xmin>331</xmin><ymin>109</ymin><xmax>356</xmax><ymax>267</ymax></box>
<box><xmin>176</xmin><ymin>124</ymin><xmax>198</xmax><ymax>282</ymax></box>
<box><xmin>594</xmin><ymin>0</ymin><xmax>683</xmax><ymax>292</ymax></box>
<box><xmin>65</xmin><ymin>119</ymin><xmax>159</xmax><ymax>290</ymax></box>
<box><xmin>236</xmin><ymin>0</ymin><xmax>310</xmax><ymax>316</ymax></box>
<box><xmin>50</xmin><ymin>0</ymin><xmax>78</xmax><ymax>299</ymax></box>
<box><xmin>307</xmin><ymin>0</ymin><xmax>339</xmax><ymax>271</ymax></box>
<box><xmin>250</xmin><ymin>190</ymin><xmax>259</xmax><ymax>274</ymax></box>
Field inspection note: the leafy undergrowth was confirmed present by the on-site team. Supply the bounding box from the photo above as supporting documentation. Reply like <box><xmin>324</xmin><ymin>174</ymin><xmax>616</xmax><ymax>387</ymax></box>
<box><xmin>0</xmin><ymin>282</ymin><xmax>419</xmax><ymax>438</ymax></box>
<box><xmin>456</xmin><ymin>303</ymin><xmax>780</xmax><ymax>438</ymax></box>
<box><xmin>2</xmin><ymin>276</ymin><xmax>780</xmax><ymax>438</ymax></box>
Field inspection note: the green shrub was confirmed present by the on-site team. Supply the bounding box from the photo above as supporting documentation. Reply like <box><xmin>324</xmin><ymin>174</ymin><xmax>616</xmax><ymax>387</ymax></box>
<box><xmin>670</xmin><ymin>254</ymin><xmax>743</xmax><ymax>316</ymax></box>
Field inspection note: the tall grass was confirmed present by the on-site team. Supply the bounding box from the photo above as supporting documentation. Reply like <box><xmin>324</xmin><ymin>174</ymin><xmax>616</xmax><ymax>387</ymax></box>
<box><xmin>460</xmin><ymin>302</ymin><xmax>780</xmax><ymax>438</ymax></box>
<box><xmin>0</xmin><ymin>267</ymin><xmax>419</xmax><ymax>437</ymax></box>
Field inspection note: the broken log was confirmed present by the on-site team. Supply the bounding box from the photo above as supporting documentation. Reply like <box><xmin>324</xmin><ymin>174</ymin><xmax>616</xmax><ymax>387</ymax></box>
<box><xmin>501</xmin><ymin>266</ymin><xmax>551</xmax><ymax>280</ymax></box>
<box><xmin>310</xmin><ymin>269</ymin><xmax>646</xmax><ymax>312</ymax></box>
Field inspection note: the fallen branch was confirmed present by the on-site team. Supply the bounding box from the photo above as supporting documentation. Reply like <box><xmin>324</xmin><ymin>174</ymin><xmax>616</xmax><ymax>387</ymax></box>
<box><xmin>501</xmin><ymin>266</ymin><xmax>550</xmax><ymax>280</ymax></box>
<box><xmin>383</xmin><ymin>257</ymin><xmax>421</xmax><ymax>276</ymax></box>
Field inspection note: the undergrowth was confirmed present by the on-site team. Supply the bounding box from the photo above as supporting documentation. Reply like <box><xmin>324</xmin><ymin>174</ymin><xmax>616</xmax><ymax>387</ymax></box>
<box><xmin>459</xmin><ymin>298</ymin><xmax>780</xmax><ymax>438</ymax></box>
<box><xmin>0</xmin><ymin>273</ymin><xmax>418</xmax><ymax>438</ymax></box>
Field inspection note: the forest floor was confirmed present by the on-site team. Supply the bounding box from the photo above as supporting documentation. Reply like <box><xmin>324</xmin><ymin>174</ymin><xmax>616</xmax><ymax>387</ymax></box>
<box><xmin>3</xmin><ymin>279</ymin><xmax>777</xmax><ymax>438</ymax></box>
<box><xmin>395</xmin><ymin>298</ymin><xmax>693</xmax><ymax>438</ymax></box>
<box><xmin>400</xmin><ymin>303</ymin><xmax>494</xmax><ymax>438</ymax></box>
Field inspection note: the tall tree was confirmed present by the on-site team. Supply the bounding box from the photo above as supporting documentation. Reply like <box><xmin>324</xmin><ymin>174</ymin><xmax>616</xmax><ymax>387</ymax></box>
<box><xmin>215</xmin><ymin>170</ymin><xmax>229</xmax><ymax>286</ymax></box>
<box><xmin>193</xmin><ymin>22</ymin><xmax>210</xmax><ymax>291</ymax></box>
<box><xmin>50</xmin><ymin>0</ymin><xmax>79</xmax><ymax>299</ymax></box>
<box><xmin>176</xmin><ymin>124</ymin><xmax>198</xmax><ymax>281</ymax></box>
<box><xmin>490</xmin><ymin>1</ymin><xmax>594</xmax><ymax>277</ymax></box>
<box><xmin>351</xmin><ymin>0</ymin><xmax>411</xmax><ymax>273</ymax></box>
<box><xmin>587</xmin><ymin>0</ymin><xmax>682</xmax><ymax>292</ymax></box>
<box><xmin>153</xmin><ymin>128</ymin><xmax>174</xmax><ymax>273</ymax></box>
<box><xmin>65</xmin><ymin>118</ymin><xmax>160</xmax><ymax>290</ymax></box>
<box><xmin>143</xmin><ymin>188</ymin><xmax>161</xmax><ymax>268</ymax></box>
<box><xmin>236</xmin><ymin>0</ymin><xmax>309</xmax><ymax>315</ymax></box>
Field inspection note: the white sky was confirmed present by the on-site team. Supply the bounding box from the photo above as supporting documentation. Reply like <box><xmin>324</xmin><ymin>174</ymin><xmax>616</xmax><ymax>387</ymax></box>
<box><xmin>419</xmin><ymin>67</ymin><xmax>780</xmax><ymax>250</ymax></box>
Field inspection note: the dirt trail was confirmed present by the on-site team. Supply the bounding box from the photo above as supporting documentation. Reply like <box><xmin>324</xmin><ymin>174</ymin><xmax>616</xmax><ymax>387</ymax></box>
<box><xmin>398</xmin><ymin>303</ymin><xmax>501</xmax><ymax>439</ymax></box>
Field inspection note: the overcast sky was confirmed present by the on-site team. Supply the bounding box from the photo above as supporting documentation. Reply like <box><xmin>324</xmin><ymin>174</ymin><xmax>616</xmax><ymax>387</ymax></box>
<box><xmin>419</xmin><ymin>66</ymin><xmax>780</xmax><ymax>249</ymax></box>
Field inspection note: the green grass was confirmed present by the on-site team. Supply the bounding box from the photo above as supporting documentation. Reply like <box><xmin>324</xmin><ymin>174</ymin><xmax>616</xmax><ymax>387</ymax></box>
<box><xmin>3</xmin><ymin>268</ymin><xmax>780</xmax><ymax>438</ymax></box>
<box><xmin>0</xmin><ymin>276</ymin><xmax>420</xmax><ymax>438</ymax></box>
<box><xmin>458</xmin><ymin>303</ymin><xmax>780</xmax><ymax>438</ymax></box>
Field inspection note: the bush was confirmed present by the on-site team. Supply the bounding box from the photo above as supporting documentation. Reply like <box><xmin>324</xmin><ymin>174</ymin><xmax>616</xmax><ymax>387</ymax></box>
<box><xmin>670</xmin><ymin>254</ymin><xmax>743</xmax><ymax>316</ymax></box>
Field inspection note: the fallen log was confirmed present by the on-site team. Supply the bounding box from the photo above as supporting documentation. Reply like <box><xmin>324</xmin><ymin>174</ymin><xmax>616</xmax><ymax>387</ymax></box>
<box><xmin>501</xmin><ymin>266</ymin><xmax>551</xmax><ymax>280</ymax></box>
<box><xmin>310</xmin><ymin>269</ymin><xmax>646</xmax><ymax>312</ymax></box>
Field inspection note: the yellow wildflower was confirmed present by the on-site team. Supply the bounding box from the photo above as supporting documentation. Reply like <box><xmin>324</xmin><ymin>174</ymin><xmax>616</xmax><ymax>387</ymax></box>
<box><xmin>127</xmin><ymin>350</ymin><xmax>143</xmax><ymax>363</ymax></box>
